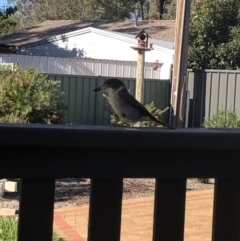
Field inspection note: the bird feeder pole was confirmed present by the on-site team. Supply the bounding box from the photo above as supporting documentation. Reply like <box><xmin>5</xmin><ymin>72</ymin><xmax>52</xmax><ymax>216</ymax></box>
<box><xmin>131</xmin><ymin>30</ymin><xmax>153</xmax><ymax>104</ymax></box>
<box><xmin>135</xmin><ymin>50</ymin><xmax>145</xmax><ymax>103</ymax></box>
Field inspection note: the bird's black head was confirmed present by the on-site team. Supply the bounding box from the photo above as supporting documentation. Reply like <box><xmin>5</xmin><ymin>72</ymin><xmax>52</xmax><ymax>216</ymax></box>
<box><xmin>93</xmin><ymin>78</ymin><xmax>126</xmax><ymax>92</ymax></box>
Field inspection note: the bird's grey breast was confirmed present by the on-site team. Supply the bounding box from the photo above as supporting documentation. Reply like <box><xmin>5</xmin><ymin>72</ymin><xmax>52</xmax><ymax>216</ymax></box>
<box><xmin>108</xmin><ymin>88</ymin><xmax>124</xmax><ymax>117</ymax></box>
<box><xmin>108</xmin><ymin>88</ymin><xmax>147</xmax><ymax>123</ymax></box>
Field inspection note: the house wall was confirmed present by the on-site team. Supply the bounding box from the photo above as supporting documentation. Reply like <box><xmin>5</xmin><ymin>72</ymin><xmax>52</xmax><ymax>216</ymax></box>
<box><xmin>16</xmin><ymin>31</ymin><xmax>174</xmax><ymax>79</ymax></box>
<box><xmin>0</xmin><ymin>54</ymin><xmax>166</xmax><ymax>79</ymax></box>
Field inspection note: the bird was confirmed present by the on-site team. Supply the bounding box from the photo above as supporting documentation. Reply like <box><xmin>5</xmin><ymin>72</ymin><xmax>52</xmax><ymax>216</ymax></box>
<box><xmin>93</xmin><ymin>78</ymin><xmax>175</xmax><ymax>129</ymax></box>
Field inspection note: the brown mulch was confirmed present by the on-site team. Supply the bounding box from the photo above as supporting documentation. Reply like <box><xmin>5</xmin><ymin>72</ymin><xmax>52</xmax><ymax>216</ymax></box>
<box><xmin>0</xmin><ymin>178</ymin><xmax>214</xmax><ymax>210</ymax></box>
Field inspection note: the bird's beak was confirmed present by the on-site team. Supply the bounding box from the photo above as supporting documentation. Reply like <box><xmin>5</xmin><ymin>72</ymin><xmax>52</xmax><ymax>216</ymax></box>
<box><xmin>93</xmin><ymin>84</ymin><xmax>108</xmax><ymax>92</ymax></box>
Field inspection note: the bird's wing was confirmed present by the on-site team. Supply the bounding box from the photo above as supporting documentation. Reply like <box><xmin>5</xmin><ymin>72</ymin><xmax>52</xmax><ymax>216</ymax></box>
<box><xmin>118</xmin><ymin>90</ymin><xmax>175</xmax><ymax>129</ymax></box>
<box><xmin>118</xmin><ymin>90</ymin><xmax>151</xmax><ymax>116</ymax></box>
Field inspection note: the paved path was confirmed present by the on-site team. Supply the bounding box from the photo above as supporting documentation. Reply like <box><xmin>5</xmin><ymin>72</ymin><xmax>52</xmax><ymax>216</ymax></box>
<box><xmin>53</xmin><ymin>189</ymin><xmax>213</xmax><ymax>241</ymax></box>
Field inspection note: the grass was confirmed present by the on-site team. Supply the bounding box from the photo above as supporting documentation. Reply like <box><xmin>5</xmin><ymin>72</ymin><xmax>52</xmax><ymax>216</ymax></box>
<box><xmin>0</xmin><ymin>217</ymin><xmax>62</xmax><ymax>241</ymax></box>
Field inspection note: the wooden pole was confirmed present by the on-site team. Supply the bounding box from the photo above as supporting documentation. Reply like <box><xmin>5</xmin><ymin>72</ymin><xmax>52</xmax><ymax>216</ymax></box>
<box><xmin>134</xmin><ymin>50</ymin><xmax>145</xmax><ymax>127</ymax></box>
<box><xmin>170</xmin><ymin>0</ymin><xmax>191</xmax><ymax>127</ymax></box>
<box><xmin>131</xmin><ymin>30</ymin><xmax>152</xmax><ymax>127</ymax></box>
<box><xmin>135</xmin><ymin>50</ymin><xmax>145</xmax><ymax>103</ymax></box>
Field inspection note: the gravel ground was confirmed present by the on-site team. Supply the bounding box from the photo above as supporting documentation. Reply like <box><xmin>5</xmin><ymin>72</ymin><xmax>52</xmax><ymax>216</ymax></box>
<box><xmin>0</xmin><ymin>178</ymin><xmax>214</xmax><ymax>210</ymax></box>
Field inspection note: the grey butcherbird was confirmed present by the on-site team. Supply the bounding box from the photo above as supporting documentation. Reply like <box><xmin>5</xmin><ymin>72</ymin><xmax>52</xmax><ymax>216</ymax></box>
<box><xmin>93</xmin><ymin>78</ymin><xmax>175</xmax><ymax>129</ymax></box>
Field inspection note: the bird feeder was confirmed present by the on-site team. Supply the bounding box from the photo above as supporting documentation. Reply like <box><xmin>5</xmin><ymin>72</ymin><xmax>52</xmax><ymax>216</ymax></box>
<box><xmin>131</xmin><ymin>30</ymin><xmax>153</xmax><ymax>51</ymax></box>
<box><xmin>130</xmin><ymin>29</ymin><xmax>153</xmax><ymax>117</ymax></box>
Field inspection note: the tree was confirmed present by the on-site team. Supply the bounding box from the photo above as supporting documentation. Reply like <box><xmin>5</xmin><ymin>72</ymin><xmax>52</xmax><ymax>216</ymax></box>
<box><xmin>146</xmin><ymin>0</ymin><xmax>158</xmax><ymax>19</ymax></box>
<box><xmin>157</xmin><ymin>0</ymin><xmax>165</xmax><ymax>19</ymax></box>
<box><xmin>134</xmin><ymin>0</ymin><xmax>147</xmax><ymax>20</ymax></box>
<box><xmin>8</xmin><ymin>0</ymin><xmax>140</xmax><ymax>25</ymax></box>
<box><xmin>145</xmin><ymin>0</ymin><xmax>176</xmax><ymax>20</ymax></box>
<box><xmin>188</xmin><ymin>0</ymin><xmax>240</xmax><ymax>69</ymax></box>
<box><xmin>91</xmin><ymin>0</ymin><xmax>139</xmax><ymax>20</ymax></box>
<box><xmin>0</xmin><ymin>6</ymin><xmax>19</xmax><ymax>36</ymax></box>
<box><xmin>162</xmin><ymin>0</ymin><xmax>176</xmax><ymax>19</ymax></box>
<box><xmin>5</xmin><ymin>0</ymin><xmax>175</xmax><ymax>30</ymax></box>
<box><xmin>8</xmin><ymin>0</ymin><xmax>86</xmax><ymax>26</ymax></box>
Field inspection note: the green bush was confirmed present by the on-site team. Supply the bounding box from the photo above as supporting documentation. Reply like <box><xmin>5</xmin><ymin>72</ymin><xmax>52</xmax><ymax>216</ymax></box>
<box><xmin>0</xmin><ymin>65</ymin><xmax>66</xmax><ymax>124</ymax></box>
<box><xmin>103</xmin><ymin>93</ymin><xmax>169</xmax><ymax>127</ymax></box>
<box><xmin>0</xmin><ymin>217</ymin><xmax>62</xmax><ymax>241</ymax></box>
<box><xmin>200</xmin><ymin>108</ymin><xmax>240</xmax><ymax>183</ymax></box>
<box><xmin>203</xmin><ymin>109</ymin><xmax>240</xmax><ymax>128</ymax></box>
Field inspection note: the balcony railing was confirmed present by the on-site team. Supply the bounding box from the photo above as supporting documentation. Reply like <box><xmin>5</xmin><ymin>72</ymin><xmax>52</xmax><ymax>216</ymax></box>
<box><xmin>1</xmin><ymin>124</ymin><xmax>240</xmax><ymax>241</ymax></box>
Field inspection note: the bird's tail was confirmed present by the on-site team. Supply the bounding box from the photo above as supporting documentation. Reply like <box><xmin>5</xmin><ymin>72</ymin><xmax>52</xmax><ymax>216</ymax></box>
<box><xmin>150</xmin><ymin>115</ymin><xmax>175</xmax><ymax>129</ymax></box>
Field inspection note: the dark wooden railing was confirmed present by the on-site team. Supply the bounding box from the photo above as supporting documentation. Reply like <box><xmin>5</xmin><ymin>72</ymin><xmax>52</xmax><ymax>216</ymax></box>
<box><xmin>1</xmin><ymin>124</ymin><xmax>240</xmax><ymax>241</ymax></box>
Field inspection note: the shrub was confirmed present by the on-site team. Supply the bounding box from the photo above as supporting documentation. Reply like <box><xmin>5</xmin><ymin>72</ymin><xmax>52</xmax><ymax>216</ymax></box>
<box><xmin>0</xmin><ymin>65</ymin><xmax>66</xmax><ymax>124</ymax></box>
<box><xmin>203</xmin><ymin>109</ymin><xmax>240</xmax><ymax>128</ymax></box>
<box><xmin>103</xmin><ymin>93</ymin><xmax>169</xmax><ymax>127</ymax></box>
<box><xmin>0</xmin><ymin>217</ymin><xmax>62</xmax><ymax>241</ymax></box>
<box><xmin>200</xmin><ymin>108</ymin><xmax>240</xmax><ymax>183</ymax></box>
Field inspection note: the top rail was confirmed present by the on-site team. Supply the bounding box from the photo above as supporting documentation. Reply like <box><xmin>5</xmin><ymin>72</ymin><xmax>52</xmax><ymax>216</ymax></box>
<box><xmin>0</xmin><ymin>124</ymin><xmax>240</xmax><ymax>178</ymax></box>
<box><xmin>0</xmin><ymin>124</ymin><xmax>240</xmax><ymax>150</ymax></box>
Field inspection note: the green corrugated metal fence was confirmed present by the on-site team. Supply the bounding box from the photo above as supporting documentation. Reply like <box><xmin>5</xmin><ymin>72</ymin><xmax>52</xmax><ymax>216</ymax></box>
<box><xmin>48</xmin><ymin>74</ymin><xmax>171</xmax><ymax>125</ymax></box>
<box><xmin>187</xmin><ymin>69</ymin><xmax>240</xmax><ymax>127</ymax></box>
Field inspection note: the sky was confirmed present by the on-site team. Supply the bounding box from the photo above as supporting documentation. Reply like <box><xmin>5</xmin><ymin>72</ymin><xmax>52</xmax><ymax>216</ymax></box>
<box><xmin>0</xmin><ymin>0</ymin><xmax>8</xmax><ymax>7</ymax></box>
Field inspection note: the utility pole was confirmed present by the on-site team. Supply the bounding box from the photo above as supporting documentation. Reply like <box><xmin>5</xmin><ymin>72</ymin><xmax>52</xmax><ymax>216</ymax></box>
<box><xmin>170</xmin><ymin>0</ymin><xmax>191</xmax><ymax>127</ymax></box>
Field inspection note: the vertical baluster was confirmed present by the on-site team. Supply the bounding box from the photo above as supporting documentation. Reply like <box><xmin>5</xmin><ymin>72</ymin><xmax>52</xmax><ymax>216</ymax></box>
<box><xmin>153</xmin><ymin>179</ymin><xmax>186</xmax><ymax>241</ymax></box>
<box><xmin>18</xmin><ymin>179</ymin><xmax>55</xmax><ymax>241</ymax></box>
<box><xmin>88</xmin><ymin>178</ymin><xmax>123</xmax><ymax>241</ymax></box>
<box><xmin>212</xmin><ymin>179</ymin><xmax>240</xmax><ymax>241</ymax></box>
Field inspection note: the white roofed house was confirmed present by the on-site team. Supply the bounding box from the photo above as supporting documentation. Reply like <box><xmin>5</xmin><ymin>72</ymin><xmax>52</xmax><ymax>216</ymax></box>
<box><xmin>0</xmin><ymin>20</ymin><xmax>175</xmax><ymax>79</ymax></box>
